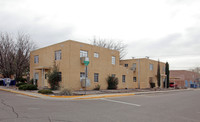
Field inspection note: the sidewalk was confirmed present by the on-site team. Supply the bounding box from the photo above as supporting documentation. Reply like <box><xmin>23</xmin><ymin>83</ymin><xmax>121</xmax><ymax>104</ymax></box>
<box><xmin>0</xmin><ymin>86</ymin><xmax>195</xmax><ymax>100</ymax></box>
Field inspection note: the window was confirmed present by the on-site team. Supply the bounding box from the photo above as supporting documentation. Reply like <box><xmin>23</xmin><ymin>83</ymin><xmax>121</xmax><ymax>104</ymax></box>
<box><xmin>131</xmin><ymin>63</ymin><xmax>137</xmax><ymax>71</ymax></box>
<box><xmin>111</xmin><ymin>74</ymin><xmax>116</xmax><ymax>77</ymax></box>
<box><xmin>132</xmin><ymin>63</ymin><xmax>136</xmax><ymax>68</ymax></box>
<box><xmin>150</xmin><ymin>64</ymin><xmax>153</xmax><ymax>70</ymax></box>
<box><xmin>163</xmin><ymin>66</ymin><xmax>165</xmax><ymax>73</ymax></box>
<box><xmin>34</xmin><ymin>73</ymin><xmax>39</xmax><ymax>80</ymax></box>
<box><xmin>45</xmin><ymin>74</ymin><xmax>47</xmax><ymax>79</ymax></box>
<box><xmin>122</xmin><ymin>75</ymin><xmax>126</xmax><ymax>82</ymax></box>
<box><xmin>94</xmin><ymin>52</ymin><xmax>99</xmax><ymax>58</ymax></box>
<box><xmin>34</xmin><ymin>55</ymin><xmax>39</xmax><ymax>64</ymax></box>
<box><xmin>94</xmin><ymin>73</ymin><xmax>99</xmax><ymax>82</ymax></box>
<box><xmin>55</xmin><ymin>50</ymin><xmax>61</xmax><ymax>60</ymax></box>
<box><xmin>34</xmin><ymin>73</ymin><xmax>39</xmax><ymax>85</ymax></box>
<box><xmin>112</xmin><ymin>56</ymin><xmax>116</xmax><ymax>65</ymax></box>
<box><xmin>80</xmin><ymin>72</ymin><xmax>85</xmax><ymax>79</ymax></box>
<box><xmin>124</xmin><ymin>64</ymin><xmax>128</xmax><ymax>67</ymax></box>
<box><xmin>133</xmin><ymin>77</ymin><xmax>137</xmax><ymax>82</ymax></box>
<box><xmin>80</xmin><ymin>50</ymin><xmax>88</xmax><ymax>57</ymax></box>
<box><xmin>58</xmin><ymin>72</ymin><xmax>62</xmax><ymax>81</ymax></box>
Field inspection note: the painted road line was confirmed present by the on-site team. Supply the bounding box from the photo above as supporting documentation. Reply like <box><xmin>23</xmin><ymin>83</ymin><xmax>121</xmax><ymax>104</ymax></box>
<box><xmin>100</xmin><ymin>98</ymin><xmax>141</xmax><ymax>107</ymax></box>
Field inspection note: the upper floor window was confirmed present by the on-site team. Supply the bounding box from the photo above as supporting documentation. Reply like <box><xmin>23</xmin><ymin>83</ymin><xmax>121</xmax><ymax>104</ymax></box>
<box><xmin>124</xmin><ymin>64</ymin><xmax>128</xmax><ymax>67</ymax></box>
<box><xmin>55</xmin><ymin>50</ymin><xmax>61</xmax><ymax>60</ymax></box>
<box><xmin>131</xmin><ymin>63</ymin><xmax>137</xmax><ymax>71</ymax></box>
<box><xmin>80</xmin><ymin>50</ymin><xmax>88</xmax><ymax>57</ymax></box>
<box><xmin>112</xmin><ymin>56</ymin><xmax>116</xmax><ymax>65</ymax></box>
<box><xmin>94</xmin><ymin>52</ymin><xmax>99</xmax><ymax>58</ymax></box>
<box><xmin>163</xmin><ymin>66</ymin><xmax>165</xmax><ymax>73</ymax></box>
<box><xmin>132</xmin><ymin>63</ymin><xmax>136</xmax><ymax>68</ymax></box>
<box><xmin>150</xmin><ymin>64</ymin><xmax>153</xmax><ymax>71</ymax></box>
<box><xmin>111</xmin><ymin>74</ymin><xmax>116</xmax><ymax>77</ymax></box>
<box><xmin>34</xmin><ymin>55</ymin><xmax>39</xmax><ymax>64</ymax></box>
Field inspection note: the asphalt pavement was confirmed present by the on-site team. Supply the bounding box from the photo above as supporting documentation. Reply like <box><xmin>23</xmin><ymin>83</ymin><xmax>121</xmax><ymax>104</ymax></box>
<box><xmin>0</xmin><ymin>89</ymin><xmax>200</xmax><ymax>122</ymax></box>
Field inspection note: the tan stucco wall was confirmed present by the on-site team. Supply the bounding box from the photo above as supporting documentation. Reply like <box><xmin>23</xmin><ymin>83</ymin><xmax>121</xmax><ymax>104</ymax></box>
<box><xmin>120</xmin><ymin>58</ymin><xmax>166</xmax><ymax>88</ymax></box>
<box><xmin>30</xmin><ymin>40</ymin><xmax>137</xmax><ymax>90</ymax></box>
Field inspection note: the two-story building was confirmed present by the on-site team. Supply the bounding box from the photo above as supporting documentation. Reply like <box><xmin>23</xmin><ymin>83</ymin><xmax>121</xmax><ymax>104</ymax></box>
<box><xmin>120</xmin><ymin>58</ymin><xmax>166</xmax><ymax>88</ymax></box>
<box><xmin>30</xmin><ymin>40</ymin><xmax>166</xmax><ymax>90</ymax></box>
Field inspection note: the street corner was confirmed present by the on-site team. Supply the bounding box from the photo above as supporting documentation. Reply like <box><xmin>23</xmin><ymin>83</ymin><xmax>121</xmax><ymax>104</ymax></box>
<box><xmin>0</xmin><ymin>87</ymin><xmax>39</xmax><ymax>98</ymax></box>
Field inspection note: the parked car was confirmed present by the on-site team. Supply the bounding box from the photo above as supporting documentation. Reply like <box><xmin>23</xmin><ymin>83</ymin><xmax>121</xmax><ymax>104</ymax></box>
<box><xmin>169</xmin><ymin>82</ymin><xmax>178</xmax><ymax>88</ymax></box>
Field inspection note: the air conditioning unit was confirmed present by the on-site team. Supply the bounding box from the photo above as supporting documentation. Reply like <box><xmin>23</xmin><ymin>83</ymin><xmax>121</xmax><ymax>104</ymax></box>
<box><xmin>81</xmin><ymin>78</ymin><xmax>91</xmax><ymax>88</ymax></box>
<box><xmin>131</xmin><ymin>67</ymin><xmax>136</xmax><ymax>71</ymax></box>
<box><xmin>80</xmin><ymin>57</ymin><xmax>85</xmax><ymax>64</ymax></box>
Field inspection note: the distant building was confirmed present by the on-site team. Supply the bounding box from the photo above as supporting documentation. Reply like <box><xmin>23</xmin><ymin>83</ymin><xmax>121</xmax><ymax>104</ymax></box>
<box><xmin>170</xmin><ymin>70</ymin><xmax>200</xmax><ymax>88</ymax></box>
<box><xmin>30</xmin><ymin>40</ymin><xmax>166</xmax><ymax>90</ymax></box>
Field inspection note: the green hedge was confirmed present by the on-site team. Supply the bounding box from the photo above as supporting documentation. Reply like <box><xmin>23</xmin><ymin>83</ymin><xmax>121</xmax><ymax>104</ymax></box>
<box><xmin>107</xmin><ymin>76</ymin><xmax>119</xmax><ymax>89</ymax></box>
<box><xmin>38</xmin><ymin>89</ymin><xmax>53</xmax><ymax>94</ymax></box>
<box><xmin>19</xmin><ymin>84</ymin><xmax>37</xmax><ymax>90</ymax></box>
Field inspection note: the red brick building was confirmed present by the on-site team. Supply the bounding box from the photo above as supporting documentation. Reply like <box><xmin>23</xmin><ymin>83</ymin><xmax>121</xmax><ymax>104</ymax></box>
<box><xmin>170</xmin><ymin>70</ymin><xmax>200</xmax><ymax>88</ymax></box>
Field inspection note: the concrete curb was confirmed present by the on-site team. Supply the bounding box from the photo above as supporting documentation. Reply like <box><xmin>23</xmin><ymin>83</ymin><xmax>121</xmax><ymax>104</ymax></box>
<box><xmin>72</xmin><ymin>93</ymin><xmax>135</xmax><ymax>100</ymax></box>
<box><xmin>0</xmin><ymin>87</ymin><xmax>197</xmax><ymax>100</ymax></box>
<box><xmin>0</xmin><ymin>88</ymin><xmax>39</xmax><ymax>98</ymax></box>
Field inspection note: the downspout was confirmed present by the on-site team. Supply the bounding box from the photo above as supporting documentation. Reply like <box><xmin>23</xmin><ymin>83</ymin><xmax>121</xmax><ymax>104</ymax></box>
<box><xmin>138</xmin><ymin>59</ymin><xmax>140</xmax><ymax>89</ymax></box>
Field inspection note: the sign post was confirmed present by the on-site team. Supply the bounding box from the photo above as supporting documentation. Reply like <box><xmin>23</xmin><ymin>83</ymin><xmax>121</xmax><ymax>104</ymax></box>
<box><xmin>84</xmin><ymin>57</ymin><xmax>89</xmax><ymax>95</ymax></box>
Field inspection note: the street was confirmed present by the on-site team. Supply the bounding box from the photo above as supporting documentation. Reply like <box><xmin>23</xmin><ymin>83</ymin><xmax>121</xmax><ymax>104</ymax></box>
<box><xmin>0</xmin><ymin>90</ymin><xmax>200</xmax><ymax>122</ymax></box>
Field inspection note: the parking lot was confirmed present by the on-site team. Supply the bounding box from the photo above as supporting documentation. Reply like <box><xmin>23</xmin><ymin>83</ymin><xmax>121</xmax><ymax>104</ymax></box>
<box><xmin>0</xmin><ymin>89</ymin><xmax>200</xmax><ymax>122</ymax></box>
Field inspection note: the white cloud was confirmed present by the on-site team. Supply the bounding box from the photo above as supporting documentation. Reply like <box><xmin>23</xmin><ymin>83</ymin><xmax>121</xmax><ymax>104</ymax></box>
<box><xmin>0</xmin><ymin>0</ymin><xmax>200</xmax><ymax>70</ymax></box>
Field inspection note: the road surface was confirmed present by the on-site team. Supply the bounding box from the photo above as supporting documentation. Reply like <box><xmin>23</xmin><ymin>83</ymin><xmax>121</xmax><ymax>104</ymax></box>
<box><xmin>0</xmin><ymin>89</ymin><xmax>200</xmax><ymax>122</ymax></box>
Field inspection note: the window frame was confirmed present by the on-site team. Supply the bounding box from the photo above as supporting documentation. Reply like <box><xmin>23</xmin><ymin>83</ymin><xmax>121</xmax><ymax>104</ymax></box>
<box><xmin>94</xmin><ymin>52</ymin><xmax>99</xmax><ymax>58</ymax></box>
<box><xmin>55</xmin><ymin>50</ymin><xmax>62</xmax><ymax>60</ymax></box>
<box><xmin>133</xmin><ymin>77</ymin><xmax>137</xmax><ymax>82</ymax></box>
<box><xmin>122</xmin><ymin>75</ymin><xmax>126</xmax><ymax>82</ymax></box>
<box><xmin>112</xmin><ymin>56</ymin><xmax>116</xmax><ymax>65</ymax></box>
<box><xmin>34</xmin><ymin>55</ymin><xmax>39</xmax><ymax>64</ymax></box>
<box><xmin>94</xmin><ymin>73</ymin><xmax>99</xmax><ymax>82</ymax></box>
<box><xmin>80</xmin><ymin>50</ymin><xmax>88</xmax><ymax>57</ymax></box>
<box><xmin>124</xmin><ymin>64</ymin><xmax>128</xmax><ymax>67</ymax></box>
<box><xmin>150</xmin><ymin>64</ymin><xmax>153</xmax><ymax>71</ymax></box>
<box><xmin>58</xmin><ymin>72</ymin><xmax>62</xmax><ymax>81</ymax></box>
<box><xmin>80</xmin><ymin>72</ymin><xmax>85</xmax><ymax>79</ymax></box>
<box><xmin>111</xmin><ymin>74</ymin><xmax>116</xmax><ymax>77</ymax></box>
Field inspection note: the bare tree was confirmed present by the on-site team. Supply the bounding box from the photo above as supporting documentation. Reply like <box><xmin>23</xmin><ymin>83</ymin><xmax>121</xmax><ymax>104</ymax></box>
<box><xmin>15</xmin><ymin>32</ymin><xmax>36</xmax><ymax>80</ymax></box>
<box><xmin>0</xmin><ymin>33</ymin><xmax>16</xmax><ymax>78</ymax></box>
<box><xmin>90</xmin><ymin>37</ymin><xmax>127</xmax><ymax>59</ymax></box>
<box><xmin>0</xmin><ymin>32</ymin><xmax>36</xmax><ymax>80</ymax></box>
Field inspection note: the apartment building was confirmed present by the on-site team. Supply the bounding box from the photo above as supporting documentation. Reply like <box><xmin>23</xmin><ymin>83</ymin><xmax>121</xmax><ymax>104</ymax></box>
<box><xmin>30</xmin><ymin>40</ymin><xmax>166</xmax><ymax>90</ymax></box>
<box><xmin>30</xmin><ymin>40</ymin><xmax>137</xmax><ymax>90</ymax></box>
<box><xmin>120</xmin><ymin>58</ymin><xmax>166</xmax><ymax>88</ymax></box>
